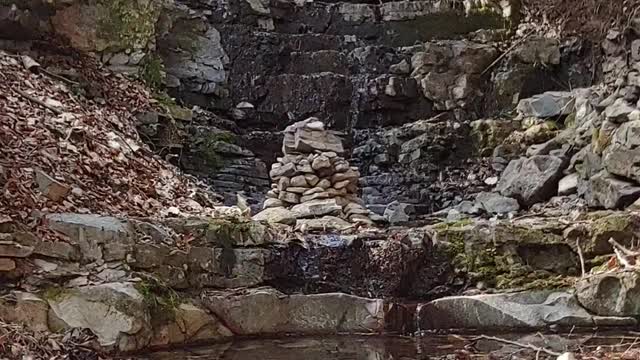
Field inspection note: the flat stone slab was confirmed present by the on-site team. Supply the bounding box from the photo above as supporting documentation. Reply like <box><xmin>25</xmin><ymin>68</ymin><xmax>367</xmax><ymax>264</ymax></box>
<box><xmin>418</xmin><ymin>291</ymin><xmax>636</xmax><ymax>331</ymax></box>
<box><xmin>203</xmin><ymin>287</ymin><xmax>385</xmax><ymax>335</ymax></box>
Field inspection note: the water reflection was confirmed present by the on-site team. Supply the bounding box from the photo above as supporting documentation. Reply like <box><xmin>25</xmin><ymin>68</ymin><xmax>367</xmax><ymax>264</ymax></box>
<box><xmin>138</xmin><ymin>336</ymin><xmax>466</xmax><ymax>360</ymax></box>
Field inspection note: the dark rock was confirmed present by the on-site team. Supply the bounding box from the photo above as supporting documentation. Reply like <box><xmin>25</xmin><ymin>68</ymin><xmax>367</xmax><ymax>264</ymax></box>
<box><xmin>496</xmin><ymin>156</ymin><xmax>566</xmax><ymax>207</ymax></box>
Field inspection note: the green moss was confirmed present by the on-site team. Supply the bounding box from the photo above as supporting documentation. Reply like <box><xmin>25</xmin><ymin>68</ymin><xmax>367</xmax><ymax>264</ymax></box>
<box><xmin>197</xmin><ymin>132</ymin><xmax>237</xmax><ymax>170</ymax></box>
<box><xmin>135</xmin><ymin>278</ymin><xmax>180</xmax><ymax>326</ymax></box>
<box><xmin>141</xmin><ymin>54</ymin><xmax>165</xmax><ymax>91</ymax></box>
<box><xmin>41</xmin><ymin>286</ymin><xmax>66</xmax><ymax>301</ymax></box>
<box><xmin>97</xmin><ymin>0</ymin><xmax>161</xmax><ymax>52</ymax></box>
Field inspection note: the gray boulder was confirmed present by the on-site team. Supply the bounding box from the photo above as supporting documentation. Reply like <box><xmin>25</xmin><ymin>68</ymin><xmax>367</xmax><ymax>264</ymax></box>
<box><xmin>203</xmin><ymin>287</ymin><xmax>384</xmax><ymax>335</ymax></box>
<box><xmin>496</xmin><ymin>156</ymin><xmax>566</xmax><ymax>207</ymax></box>
<box><xmin>418</xmin><ymin>291</ymin><xmax>635</xmax><ymax>330</ymax></box>
<box><xmin>384</xmin><ymin>201</ymin><xmax>414</xmax><ymax>224</ymax></box>
<box><xmin>517</xmin><ymin>92</ymin><xmax>575</xmax><ymax>118</ymax></box>
<box><xmin>47</xmin><ymin>282</ymin><xmax>151</xmax><ymax>352</ymax></box>
<box><xmin>474</xmin><ymin>192</ymin><xmax>520</xmax><ymax>214</ymax></box>
<box><xmin>576</xmin><ymin>271</ymin><xmax>640</xmax><ymax>317</ymax></box>
<box><xmin>585</xmin><ymin>171</ymin><xmax>640</xmax><ymax>209</ymax></box>
<box><xmin>557</xmin><ymin>173</ymin><xmax>578</xmax><ymax>196</ymax></box>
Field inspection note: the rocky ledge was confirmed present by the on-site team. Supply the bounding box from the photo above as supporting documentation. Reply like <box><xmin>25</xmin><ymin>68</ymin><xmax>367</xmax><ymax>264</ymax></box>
<box><xmin>3</xmin><ymin>210</ymin><xmax>640</xmax><ymax>354</ymax></box>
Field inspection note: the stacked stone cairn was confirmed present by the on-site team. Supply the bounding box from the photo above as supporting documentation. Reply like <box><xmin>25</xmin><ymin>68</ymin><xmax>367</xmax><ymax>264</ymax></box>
<box><xmin>254</xmin><ymin>118</ymin><xmax>374</xmax><ymax>230</ymax></box>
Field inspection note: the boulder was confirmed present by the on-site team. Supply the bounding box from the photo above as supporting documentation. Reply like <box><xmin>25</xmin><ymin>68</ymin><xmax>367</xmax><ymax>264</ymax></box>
<box><xmin>517</xmin><ymin>92</ymin><xmax>575</xmax><ymax>118</ymax></box>
<box><xmin>150</xmin><ymin>303</ymin><xmax>232</xmax><ymax>347</ymax></box>
<box><xmin>418</xmin><ymin>291</ymin><xmax>635</xmax><ymax>330</ymax></box>
<box><xmin>575</xmin><ymin>271</ymin><xmax>640</xmax><ymax>317</ymax></box>
<box><xmin>604</xmin><ymin>98</ymin><xmax>635</xmax><ymax>123</ymax></box>
<box><xmin>296</xmin><ymin>216</ymin><xmax>352</xmax><ymax>232</ymax></box>
<box><xmin>252</xmin><ymin>207</ymin><xmax>297</xmax><ymax>225</ymax></box>
<box><xmin>384</xmin><ymin>201</ymin><xmax>414</xmax><ymax>224</ymax></box>
<box><xmin>558</xmin><ymin>173</ymin><xmax>578</xmax><ymax>196</ymax></box>
<box><xmin>263</xmin><ymin>198</ymin><xmax>284</xmax><ymax>209</ymax></box>
<box><xmin>47</xmin><ymin>282</ymin><xmax>151</xmax><ymax>352</ymax></box>
<box><xmin>585</xmin><ymin>171</ymin><xmax>640</xmax><ymax>209</ymax></box>
<box><xmin>291</xmin><ymin>199</ymin><xmax>341</xmax><ymax>218</ymax></box>
<box><xmin>474</xmin><ymin>192</ymin><xmax>520</xmax><ymax>214</ymax></box>
<box><xmin>203</xmin><ymin>287</ymin><xmax>384</xmax><ymax>335</ymax></box>
<box><xmin>496</xmin><ymin>156</ymin><xmax>566</xmax><ymax>207</ymax></box>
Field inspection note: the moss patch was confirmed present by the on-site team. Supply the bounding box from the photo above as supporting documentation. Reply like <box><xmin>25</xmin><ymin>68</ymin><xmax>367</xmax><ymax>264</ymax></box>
<box><xmin>141</xmin><ymin>54</ymin><xmax>166</xmax><ymax>91</ymax></box>
<box><xmin>135</xmin><ymin>278</ymin><xmax>180</xmax><ymax>327</ymax></box>
<box><xmin>196</xmin><ymin>132</ymin><xmax>237</xmax><ymax>170</ymax></box>
<box><xmin>97</xmin><ymin>0</ymin><xmax>162</xmax><ymax>52</ymax></box>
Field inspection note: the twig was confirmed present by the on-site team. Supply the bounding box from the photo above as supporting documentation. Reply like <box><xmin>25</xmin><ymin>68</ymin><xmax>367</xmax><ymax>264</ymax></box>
<box><xmin>473</xmin><ymin>335</ymin><xmax>562</xmax><ymax>357</ymax></box>
<box><xmin>608</xmin><ymin>237</ymin><xmax>640</xmax><ymax>256</ymax></box>
<box><xmin>481</xmin><ymin>29</ymin><xmax>535</xmax><ymax>75</ymax></box>
<box><xmin>14</xmin><ymin>89</ymin><xmax>63</xmax><ymax>115</ymax></box>
<box><xmin>40</xmin><ymin>68</ymin><xmax>79</xmax><ymax>86</ymax></box>
<box><xmin>614</xmin><ymin>248</ymin><xmax>634</xmax><ymax>269</ymax></box>
<box><xmin>576</xmin><ymin>239</ymin><xmax>586</xmax><ymax>277</ymax></box>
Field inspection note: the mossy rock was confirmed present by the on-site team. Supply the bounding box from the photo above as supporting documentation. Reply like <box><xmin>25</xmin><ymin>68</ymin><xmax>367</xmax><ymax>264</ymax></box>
<box><xmin>204</xmin><ymin>218</ymin><xmax>269</xmax><ymax>247</ymax></box>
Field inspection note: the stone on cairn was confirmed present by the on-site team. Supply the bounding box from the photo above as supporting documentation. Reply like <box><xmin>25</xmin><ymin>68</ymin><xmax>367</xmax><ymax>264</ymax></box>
<box><xmin>254</xmin><ymin>118</ymin><xmax>374</xmax><ymax>229</ymax></box>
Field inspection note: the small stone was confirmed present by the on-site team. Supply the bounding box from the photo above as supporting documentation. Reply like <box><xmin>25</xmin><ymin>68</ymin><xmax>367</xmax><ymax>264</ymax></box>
<box><xmin>291</xmin><ymin>198</ymin><xmax>341</xmax><ymax>218</ymax></box>
<box><xmin>304</xmin><ymin>120</ymin><xmax>325</xmax><ymax>131</ymax></box>
<box><xmin>0</xmin><ymin>258</ymin><xmax>16</xmax><ymax>271</ymax></box>
<box><xmin>384</xmin><ymin>201</ymin><xmax>414</xmax><ymax>224</ymax></box>
<box><xmin>286</xmin><ymin>187</ymin><xmax>309</xmax><ymax>194</ymax></box>
<box><xmin>334</xmin><ymin>161</ymin><xmax>349</xmax><ymax>172</ymax></box>
<box><xmin>278</xmin><ymin>191</ymin><xmax>300</xmax><ymax>204</ymax></box>
<box><xmin>303</xmin><ymin>187</ymin><xmax>325</xmax><ymax>195</ymax></box>
<box><xmin>334</xmin><ymin>179</ymin><xmax>351</xmax><ymax>189</ymax></box>
<box><xmin>556</xmin><ymin>353</ymin><xmax>576</xmax><ymax>360</ymax></box>
<box><xmin>290</xmin><ymin>175</ymin><xmax>309</xmax><ymax>188</ymax></box>
<box><xmin>35</xmin><ymin>169</ymin><xmax>70</xmax><ymax>202</ymax></box>
<box><xmin>327</xmin><ymin>187</ymin><xmax>348</xmax><ymax>197</ymax></box>
<box><xmin>253</xmin><ymin>207</ymin><xmax>297</xmax><ymax>225</ymax></box>
<box><xmin>263</xmin><ymin>198</ymin><xmax>284</xmax><ymax>209</ymax></box>
<box><xmin>305</xmin><ymin>174</ymin><xmax>320</xmax><ymax>186</ymax></box>
<box><xmin>331</xmin><ymin>170</ymin><xmax>359</xmax><ymax>183</ymax></box>
<box><xmin>277</xmin><ymin>177</ymin><xmax>290</xmax><ymax>191</ymax></box>
<box><xmin>300</xmin><ymin>192</ymin><xmax>330</xmax><ymax>203</ymax></box>
<box><xmin>297</xmin><ymin>163</ymin><xmax>314</xmax><ymax>173</ymax></box>
<box><xmin>323</xmin><ymin>152</ymin><xmax>338</xmax><ymax>158</ymax></box>
<box><xmin>312</xmin><ymin>156</ymin><xmax>331</xmax><ymax>170</ymax></box>
<box><xmin>266</xmin><ymin>190</ymin><xmax>279</xmax><ymax>199</ymax></box>
<box><xmin>558</xmin><ymin>173</ymin><xmax>578</xmax><ymax>196</ymax></box>
<box><xmin>484</xmin><ymin>176</ymin><xmax>498</xmax><ymax>186</ymax></box>
<box><xmin>317</xmin><ymin>179</ymin><xmax>332</xmax><ymax>189</ymax></box>
<box><xmin>295</xmin><ymin>216</ymin><xmax>351</xmax><ymax>232</ymax></box>
<box><xmin>389</xmin><ymin>59</ymin><xmax>411</xmax><ymax>74</ymax></box>
<box><xmin>270</xmin><ymin>162</ymin><xmax>296</xmax><ymax>179</ymax></box>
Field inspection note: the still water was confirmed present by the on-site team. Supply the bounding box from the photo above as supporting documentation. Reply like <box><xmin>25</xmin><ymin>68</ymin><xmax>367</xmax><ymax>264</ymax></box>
<box><xmin>139</xmin><ymin>336</ymin><xmax>469</xmax><ymax>360</ymax></box>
